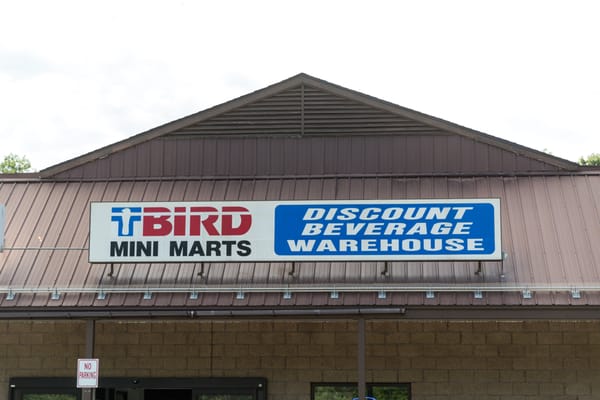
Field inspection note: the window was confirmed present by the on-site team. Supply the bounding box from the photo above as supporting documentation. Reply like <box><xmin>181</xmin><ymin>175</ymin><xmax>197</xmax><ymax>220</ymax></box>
<box><xmin>22</xmin><ymin>394</ymin><xmax>77</xmax><ymax>400</ymax></box>
<box><xmin>10</xmin><ymin>378</ymin><xmax>266</xmax><ymax>400</ymax></box>
<box><xmin>312</xmin><ymin>383</ymin><xmax>410</xmax><ymax>400</ymax></box>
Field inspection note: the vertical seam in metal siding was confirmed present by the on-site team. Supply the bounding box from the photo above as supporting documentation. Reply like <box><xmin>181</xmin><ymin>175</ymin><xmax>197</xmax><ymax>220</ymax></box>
<box><xmin>3</xmin><ymin>182</ymin><xmax>39</xmax><ymax>286</ymax></box>
<box><xmin>301</xmin><ymin>83</ymin><xmax>305</xmax><ymax>137</ymax></box>
<box><xmin>530</xmin><ymin>177</ymin><xmax>553</xmax><ymax>286</ymax></box>
<box><xmin>568</xmin><ymin>175</ymin><xmax>597</xmax><ymax>283</ymax></box>
<box><xmin>557</xmin><ymin>176</ymin><xmax>587</xmax><ymax>286</ymax></box>
<box><xmin>582</xmin><ymin>176</ymin><xmax>600</xmax><ymax>281</ymax></box>
<box><xmin>546</xmin><ymin>177</ymin><xmax>569</xmax><ymax>284</ymax></box>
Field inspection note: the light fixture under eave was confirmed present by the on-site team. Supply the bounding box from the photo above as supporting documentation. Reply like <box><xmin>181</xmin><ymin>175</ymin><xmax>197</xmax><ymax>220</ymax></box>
<box><xmin>425</xmin><ymin>290</ymin><xmax>435</xmax><ymax>299</ymax></box>
<box><xmin>189</xmin><ymin>291</ymin><xmax>199</xmax><ymax>300</ymax></box>
<box><xmin>143</xmin><ymin>291</ymin><xmax>152</xmax><ymax>300</ymax></box>
<box><xmin>571</xmin><ymin>288</ymin><xmax>582</xmax><ymax>299</ymax></box>
<box><xmin>522</xmin><ymin>289</ymin><xmax>532</xmax><ymax>299</ymax></box>
<box><xmin>6</xmin><ymin>289</ymin><xmax>15</xmax><ymax>301</ymax></box>
<box><xmin>97</xmin><ymin>290</ymin><xmax>107</xmax><ymax>300</ymax></box>
<box><xmin>283</xmin><ymin>290</ymin><xmax>292</xmax><ymax>300</ymax></box>
<box><xmin>236</xmin><ymin>291</ymin><xmax>245</xmax><ymax>300</ymax></box>
<box><xmin>330</xmin><ymin>290</ymin><xmax>339</xmax><ymax>299</ymax></box>
<box><xmin>377</xmin><ymin>290</ymin><xmax>387</xmax><ymax>299</ymax></box>
<box><xmin>51</xmin><ymin>290</ymin><xmax>61</xmax><ymax>301</ymax></box>
<box><xmin>473</xmin><ymin>290</ymin><xmax>483</xmax><ymax>300</ymax></box>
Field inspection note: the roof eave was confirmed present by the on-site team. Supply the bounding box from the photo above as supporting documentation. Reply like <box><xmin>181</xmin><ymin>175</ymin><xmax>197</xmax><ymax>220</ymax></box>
<box><xmin>1</xmin><ymin>304</ymin><xmax>599</xmax><ymax>320</ymax></box>
<box><xmin>0</xmin><ymin>172</ymin><xmax>42</xmax><ymax>181</ymax></box>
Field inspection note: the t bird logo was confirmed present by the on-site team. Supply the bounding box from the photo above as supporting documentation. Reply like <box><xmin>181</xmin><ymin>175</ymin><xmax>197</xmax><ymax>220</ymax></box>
<box><xmin>109</xmin><ymin>205</ymin><xmax>252</xmax><ymax>237</ymax></box>
<box><xmin>111</xmin><ymin>207</ymin><xmax>142</xmax><ymax>236</ymax></box>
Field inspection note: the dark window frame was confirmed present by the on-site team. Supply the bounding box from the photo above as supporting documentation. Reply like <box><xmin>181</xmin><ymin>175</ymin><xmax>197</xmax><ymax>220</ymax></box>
<box><xmin>9</xmin><ymin>378</ymin><xmax>267</xmax><ymax>400</ymax></box>
<box><xmin>9</xmin><ymin>379</ymin><xmax>78</xmax><ymax>400</ymax></box>
<box><xmin>311</xmin><ymin>382</ymin><xmax>411</xmax><ymax>400</ymax></box>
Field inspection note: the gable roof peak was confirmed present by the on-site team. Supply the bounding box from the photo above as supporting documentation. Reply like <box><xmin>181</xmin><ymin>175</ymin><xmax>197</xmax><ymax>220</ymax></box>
<box><xmin>40</xmin><ymin>73</ymin><xmax>578</xmax><ymax>178</ymax></box>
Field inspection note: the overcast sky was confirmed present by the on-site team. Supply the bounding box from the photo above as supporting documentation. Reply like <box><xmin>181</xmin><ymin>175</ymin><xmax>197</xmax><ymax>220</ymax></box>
<box><xmin>1</xmin><ymin>0</ymin><xmax>599</xmax><ymax>170</ymax></box>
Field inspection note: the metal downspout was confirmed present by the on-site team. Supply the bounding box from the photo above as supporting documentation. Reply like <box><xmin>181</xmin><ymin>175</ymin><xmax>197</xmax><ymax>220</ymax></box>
<box><xmin>357</xmin><ymin>318</ymin><xmax>366</xmax><ymax>400</ymax></box>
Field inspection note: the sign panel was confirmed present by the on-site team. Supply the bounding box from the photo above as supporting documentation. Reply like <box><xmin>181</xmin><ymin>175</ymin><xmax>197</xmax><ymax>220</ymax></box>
<box><xmin>89</xmin><ymin>199</ymin><xmax>501</xmax><ymax>262</ymax></box>
<box><xmin>77</xmin><ymin>358</ymin><xmax>99</xmax><ymax>388</ymax></box>
<box><xmin>0</xmin><ymin>204</ymin><xmax>4</xmax><ymax>252</ymax></box>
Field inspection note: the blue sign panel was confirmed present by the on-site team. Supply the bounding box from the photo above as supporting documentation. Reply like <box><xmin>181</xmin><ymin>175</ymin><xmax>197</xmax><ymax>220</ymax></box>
<box><xmin>274</xmin><ymin>200</ymin><xmax>501</xmax><ymax>260</ymax></box>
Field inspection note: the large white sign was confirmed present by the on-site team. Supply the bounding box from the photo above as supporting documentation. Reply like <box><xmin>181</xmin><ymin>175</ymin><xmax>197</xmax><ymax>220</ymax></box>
<box><xmin>77</xmin><ymin>358</ymin><xmax>99</xmax><ymax>388</ymax></box>
<box><xmin>89</xmin><ymin>199</ymin><xmax>501</xmax><ymax>262</ymax></box>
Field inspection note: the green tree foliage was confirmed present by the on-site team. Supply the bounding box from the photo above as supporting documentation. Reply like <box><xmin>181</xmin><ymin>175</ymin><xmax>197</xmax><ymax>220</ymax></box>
<box><xmin>0</xmin><ymin>153</ymin><xmax>32</xmax><ymax>173</ymax></box>
<box><xmin>579</xmin><ymin>153</ymin><xmax>600</xmax><ymax>166</ymax></box>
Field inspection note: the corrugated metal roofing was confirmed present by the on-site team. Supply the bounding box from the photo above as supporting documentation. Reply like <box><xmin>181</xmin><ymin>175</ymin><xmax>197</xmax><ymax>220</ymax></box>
<box><xmin>2</xmin><ymin>175</ymin><xmax>600</xmax><ymax>311</ymax></box>
<box><xmin>53</xmin><ymin>134</ymin><xmax>564</xmax><ymax>179</ymax></box>
<box><xmin>0</xmin><ymin>74</ymin><xmax>594</xmax><ymax>316</ymax></box>
<box><xmin>41</xmin><ymin>73</ymin><xmax>577</xmax><ymax>179</ymax></box>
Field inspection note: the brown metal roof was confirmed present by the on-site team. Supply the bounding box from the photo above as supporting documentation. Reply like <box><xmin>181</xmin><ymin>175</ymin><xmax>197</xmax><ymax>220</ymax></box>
<box><xmin>40</xmin><ymin>73</ymin><xmax>578</xmax><ymax>179</ymax></box>
<box><xmin>2</xmin><ymin>175</ymin><xmax>600</xmax><ymax>313</ymax></box>
<box><xmin>50</xmin><ymin>133</ymin><xmax>567</xmax><ymax>179</ymax></box>
<box><xmin>0</xmin><ymin>74</ymin><xmax>595</xmax><ymax>318</ymax></box>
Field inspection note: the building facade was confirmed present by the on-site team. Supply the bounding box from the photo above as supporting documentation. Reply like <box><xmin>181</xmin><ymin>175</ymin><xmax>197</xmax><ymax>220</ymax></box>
<box><xmin>1</xmin><ymin>74</ymin><xmax>600</xmax><ymax>400</ymax></box>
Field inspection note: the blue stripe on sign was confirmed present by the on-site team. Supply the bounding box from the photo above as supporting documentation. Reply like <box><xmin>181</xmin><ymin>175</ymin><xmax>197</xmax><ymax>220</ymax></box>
<box><xmin>273</xmin><ymin>203</ymin><xmax>496</xmax><ymax>257</ymax></box>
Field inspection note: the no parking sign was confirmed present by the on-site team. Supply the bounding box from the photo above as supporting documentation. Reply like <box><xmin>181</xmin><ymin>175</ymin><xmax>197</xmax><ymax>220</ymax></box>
<box><xmin>77</xmin><ymin>359</ymin><xmax>99</xmax><ymax>388</ymax></box>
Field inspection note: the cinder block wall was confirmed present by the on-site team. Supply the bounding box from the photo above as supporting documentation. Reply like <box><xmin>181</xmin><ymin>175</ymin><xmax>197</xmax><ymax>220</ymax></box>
<box><xmin>0</xmin><ymin>321</ymin><xmax>86</xmax><ymax>378</ymax></box>
<box><xmin>1</xmin><ymin>319</ymin><xmax>600</xmax><ymax>400</ymax></box>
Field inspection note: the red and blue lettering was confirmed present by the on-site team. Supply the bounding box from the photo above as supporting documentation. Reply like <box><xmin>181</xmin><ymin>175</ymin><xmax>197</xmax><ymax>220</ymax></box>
<box><xmin>112</xmin><ymin>205</ymin><xmax>252</xmax><ymax>237</ymax></box>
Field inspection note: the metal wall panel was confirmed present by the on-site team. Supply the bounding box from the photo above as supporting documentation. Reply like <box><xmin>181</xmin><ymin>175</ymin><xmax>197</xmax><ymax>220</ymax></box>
<box><xmin>56</xmin><ymin>134</ymin><xmax>563</xmax><ymax>179</ymax></box>
<box><xmin>53</xmin><ymin>84</ymin><xmax>564</xmax><ymax>179</ymax></box>
<box><xmin>2</xmin><ymin>175</ymin><xmax>600</xmax><ymax>310</ymax></box>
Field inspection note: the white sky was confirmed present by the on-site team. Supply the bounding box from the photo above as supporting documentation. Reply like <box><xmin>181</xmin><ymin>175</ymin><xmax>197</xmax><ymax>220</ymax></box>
<box><xmin>1</xmin><ymin>0</ymin><xmax>599</xmax><ymax>170</ymax></box>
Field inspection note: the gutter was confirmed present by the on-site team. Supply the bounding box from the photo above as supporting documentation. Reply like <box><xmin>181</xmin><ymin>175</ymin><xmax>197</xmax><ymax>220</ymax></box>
<box><xmin>0</xmin><ymin>283</ymin><xmax>594</xmax><ymax>300</ymax></box>
<box><xmin>0</xmin><ymin>307</ymin><xmax>405</xmax><ymax>320</ymax></box>
<box><xmin>2</xmin><ymin>305</ymin><xmax>600</xmax><ymax>321</ymax></box>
